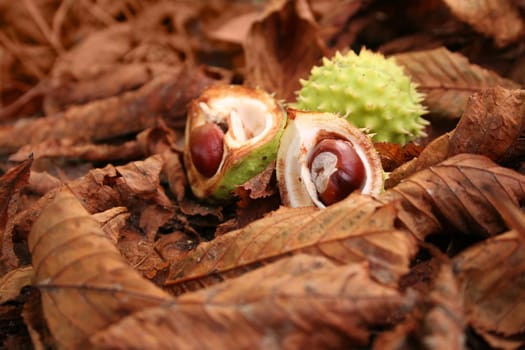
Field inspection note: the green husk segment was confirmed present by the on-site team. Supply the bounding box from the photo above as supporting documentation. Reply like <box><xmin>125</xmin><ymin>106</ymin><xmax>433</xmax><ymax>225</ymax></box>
<box><xmin>293</xmin><ymin>48</ymin><xmax>428</xmax><ymax>145</ymax></box>
<box><xmin>212</xmin><ymin>115</ymin><xmax>286</xmax><ymax>200</ymax></box>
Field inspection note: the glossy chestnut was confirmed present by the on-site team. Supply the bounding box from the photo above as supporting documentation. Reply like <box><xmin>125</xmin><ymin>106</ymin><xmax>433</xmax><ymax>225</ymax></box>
<box><xmin>308</xmin><ymin>139</ymin><xmax>365</xmax><ymax>206</ymax></box>
<box><xmin>189</xmin><ymin>122</ymin><xmax>224</xmax><ymax>178</ymax></box>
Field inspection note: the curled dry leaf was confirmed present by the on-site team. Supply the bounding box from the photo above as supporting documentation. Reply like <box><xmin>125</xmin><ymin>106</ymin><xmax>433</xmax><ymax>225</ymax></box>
<box><xmin>243</xmin><ymin>0</ymin><xmax>327</xmax><ymax>100</ymax></box>
<box><xmin>385</xmin><ymin>133</ymin><xmax>452</xmax><ymax>188</ymax></box>
<box><xmin>387</xmin><ymin>86</ymin><xmax>525</xmax><ymax>187</ymax></box>
<box><xmin>443</xmin><ymin>0</ymin><xmax>525</xmax><ymax>47</ymax></box>
<box><xmin>26</xmin><ymin>171</ymin><xmax>61</xmax><ymax>196</ymax></box>
<box><xmin>12</xmin><ymin>155</ymin><xmax>174</xmax><ymax>277</ymax></box>
<box><xmin>374</xmin><ymin>142</ymin><xmax>424</xmax><ymax>172</ymax></box>
<box><xmin>0</xmin><ymin>266</ymin><xmax>33</xmax><ymax>304</ymax></box>
<box><xmin>20</xmin><ymin>155</ymin><xmax>170</xmax><ymax>232</ymax></box>
<box><xmin>448</xmin><ymin>87</ymin><xmax>525</xmax><ymax>164</ymax></box>
<box><xmin>394</xmin><ymin>47</ymin><xmax>520</xmax><ymax>119</ymax></box>
<box><xmin>91</xmin><ymin>255</ymin><xmax>416</xmax><ymax>349</ymax></box>
<box><xmin>0</xmin><ymin>155</ymin><xmax>32</xmax><ymax>275</ymax></box>
<box><xmin>161</xmin><ymin>150</ymin><xmax>187</xmax><ymax>203</ymax></box>
<box><xmin>380</xmin><ymin>154</ymin><xmax>525</xmax><ymax>240</ymax></box>
<box><xmin>163</xmin><ymin>194</ymin><xmax>417</xmax><ymax>295</ymax></box>
<box><xmin>92</xmin><ymin>207</ymin><xmax>130</xmax><ymax>244</ymax></box>
<box><xmin>28</xmin><ymin>189</ymin><xmax>173</xmax><ymax>349</ymax></box>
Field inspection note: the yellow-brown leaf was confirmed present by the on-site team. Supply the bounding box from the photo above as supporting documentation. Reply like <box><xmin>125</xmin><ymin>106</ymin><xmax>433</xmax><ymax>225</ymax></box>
<box><xmin>443</xmin><ymin>0</ymin><xmax>525</xmax><ymax>47</ymax></box>
<box><xmin>28</xmin><ymin>189</ymin><xmax>173</xmax><ymax>349</ymax></box>
<box><xmin>163</xmin><ymin>194</ymin><xmax>417</xmax><ymax>295</ymax></box>
<box><xmin>91</xmin><ymin>255</ymin><xmax>416</xmax><ymax>349</ymax></box>
<box><xmin>381</xmin><ymin>154</ymin><xmax>525</xmax><ymax>240</ymax></box>
<box><xmin>394</xmin><ymin>47</ymin><xmax>520</xmax><ymax>119</ymax></box>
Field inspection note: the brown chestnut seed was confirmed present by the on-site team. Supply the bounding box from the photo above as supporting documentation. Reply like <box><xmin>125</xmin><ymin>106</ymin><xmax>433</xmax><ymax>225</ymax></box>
<box><xmin>189</xmin><ymin>122</ymin><xmax>225</xmax><ymax>177</ymax></box>
<box><xmin>308</xmin><ymin>139</ymin><xmax>365</xmax><ymax>206</ymax></box>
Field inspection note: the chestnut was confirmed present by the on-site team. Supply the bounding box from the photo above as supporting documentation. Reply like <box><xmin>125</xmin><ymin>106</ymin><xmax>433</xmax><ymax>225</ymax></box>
<box><xmin>189</xmin><ymin>122</ymin><xmax>225</xmax><ymax>177</ymax></box>
<box><xmin>308</xmin><ymin>138</ymin><xmax>365</xmax><ymax>206</ymax></box>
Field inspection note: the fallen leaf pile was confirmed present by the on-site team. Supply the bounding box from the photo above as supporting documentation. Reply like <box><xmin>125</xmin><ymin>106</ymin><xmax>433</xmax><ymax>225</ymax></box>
<box><xmin>1</xmin><ymin>0</ymin><xmax>525</xmax><ymax>349</ymax></box>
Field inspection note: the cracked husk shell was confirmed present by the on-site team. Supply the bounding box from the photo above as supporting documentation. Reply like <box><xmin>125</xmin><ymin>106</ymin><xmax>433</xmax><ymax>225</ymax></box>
<box><xmin>184</xmin><ymin>85</ymin><xmax>287</xmax><ymax>201</ymax></box>
<box><xmin>276</xmin><ymin>109</ymin><xmax>384</xmax><ymax>208</ymax></box>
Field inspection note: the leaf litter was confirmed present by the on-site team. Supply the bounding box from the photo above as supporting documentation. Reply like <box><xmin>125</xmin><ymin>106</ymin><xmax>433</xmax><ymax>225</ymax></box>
<box><xmin>0</xmin><ymin>0</ymin><xmax>525</xmax><ymax>348</ymax></box>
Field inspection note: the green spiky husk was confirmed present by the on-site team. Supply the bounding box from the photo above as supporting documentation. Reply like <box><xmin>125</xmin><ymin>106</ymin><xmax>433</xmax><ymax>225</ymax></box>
<box><xmin>293</xmin><ymin>48</ymin><xmax>428</xmax><ymax>145</ymax></box>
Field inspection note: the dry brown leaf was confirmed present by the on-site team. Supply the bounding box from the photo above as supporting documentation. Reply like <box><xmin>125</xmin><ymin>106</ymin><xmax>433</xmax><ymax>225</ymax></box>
<box><xmin>243</xmin><ymin>0</ymin><xmax>327</xmax><ymax>101</ymax></box>
<box><xmin>0</xmin><ymin>266</ymin><xmax>33</xmax><ymax>303</ymax></box>
<box><xmin>91</xmin><ymin>255</ymin><xmax>416</xmax><ymax>349</ymax></box>
<box><xmin>475</xmin><ymin>332</ymin><xmax>525</xmax><ymax>350</ymax></box>
<box><xmin>161</xmin><ymin>150</ymin><xmax>186</xmax><ymax>203</ymax></box>
<box><xmin>136</xmin><ymin>124</ymin><xmax>183</xmax><ymax>156</ymax></box>
<box><xmin>163</xmin><ymin>194</ymin><xmax>417</xmax><ymax>295</ymax></box>
<box><xmin>0</xmin><ymin>67</ymin><xmax>220</xmax><ymax>155</ymax></box>
<box><xmin>92</xmin><ymin>207</ymin><xmax>130</xmax><ymax>244</ymax></box>
<box><xmin>0</xmin><ymin>155</ymin><xmax>32</xmax><ymax>275</ymax></box>
<box><xmin>28</xmin><ymin>189</ymin><xmax>173</xmax><ymax>349</ymax></box>
<box><xmin>45</xmin><ymin>2</ymin><xmax>193</xmax><ymax>113</ymax></box>
<box><xmin>136</xmin><ymin>125</ymin><xmax>187</xmax><ymax>201</ymax></box>
<box><xmin>22</xmin><ymin>288</ymin><xmax>51</xmax><ymax>350</ymax></box>
<box><xmin>381</xmin><ymin>154</ymin><xmax>525</xmax><ymax>240</ymax></box>
<box><xmin>45</xmin><ymin>63</ymin><xmax>166</xmax><ymax>114</ymax></box>
<box><xmin>235</xmin><ymin>160</ymin><xmax>277</xmax><ymax>200</ymax></box>
<box><xmin>231</xmin><ymin>194</ymin><xmax>281</xmax><ymax>233</ymax></box>
<box><xmin>73</xmin><ymin>154</ymin><xmax>174</xmax><ymax>241</ymax></box>
<box><xmin>443</xmin><ymin>0</ymin><xmax>525</xmax><ymax>47</ymax></box>
<box><xmin>9</xmin><ymin>122</ymin><xmax>184</xmax><ymax>164</ymax></box>
<box><xmin>387</xmin><ymin>87</ymin><xmax>525</xmax><ymax>187</ymax></box>
<box><xmin>116</xmin><ymin>231</ymin><xmax>169</xmax><ymax>281</ymax></box>
<box><xmin>416</xmin><ymin>263</ymin><xmax>465</xmax><ymax>349</ymax></box>
<box><xmin>448</xmin><ymin>87</ymin><xmax>525</xmax><ymax>163</ymax></box>
<box><xmin>43</xmin><ymin>22</ymin><xmax>164</xmax><ymax>115</ymax></box>
<box><xmin>26</xmin><ymin>171</ymin><xmax>61</xmax><ymax>196</ymax></box>
<box><xmin>452</xmin><ymin>189</ymin><xmax>525</xmax><ymax>341</ymax></box>
<box><xmin>230</xmin><ymin>161</ymin><xmax>281</xmax><ymax>229</ymax></box>
<box><xmin>374</xmin><ymin>142</ymin><xmax>424</xmax><ymax>172</ymax></box>
<box><xmin>454</xmin><ymin>229</ymin><xmax>525</xmax><ymax>337</ymax></box>
<box><xmin>385</xmin><ymin>133</ymin><xmax>452</xmax><ymax>188</ymax></box>
<box><xmin>49</xmin><ymin>24</ymin><xmax>133</xmax><ymax>81</ymax></box>
<box><xmin>394</xmin><ymin>47</ymin><xmax>520</xmax><ymax>119</ymax></box>
<box><xmin>375</xmin><ymin>262</ymin><xmax>465</xmax><ymax>350</ymax></box>
<box><xmin>9</xmin><ymin>138</ymin><xmax>142</xmax><ymax>163</ymax></box>
<box><xmin>310</xmin><ymin>0</ymin><xmax>363</xmax><ymax>46</ymax></box>
<box><xmin>12</xmin><ymin>155</ymin><xmax>174</xmax><ymax>272</ymax></box>
<box><xmin>206</xmin><ymin>11</ymin><xmax>261</xmax><ymax>44</ymax></box>
<box><xmin>153</xmin><ymin>231</ymin><xmax>198</xmax><ymax>274</ymax></box>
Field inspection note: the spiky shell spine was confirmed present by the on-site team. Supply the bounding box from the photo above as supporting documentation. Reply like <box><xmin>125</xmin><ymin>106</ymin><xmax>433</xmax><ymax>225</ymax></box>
<box><xmin>294</xmin><ymin>48</ymin><xmax>428</xmax><ymax>145</ymax></box>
